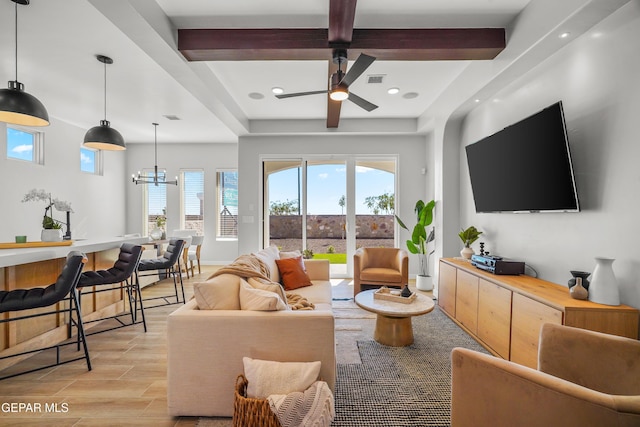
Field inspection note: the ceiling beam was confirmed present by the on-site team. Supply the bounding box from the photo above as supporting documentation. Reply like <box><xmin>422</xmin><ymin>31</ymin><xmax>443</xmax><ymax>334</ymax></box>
<box><xmin>178</xmin><ymin>28</ymin><xmax>505</xmax><ymax>61</ymax></box>
<box><xmin>328</xmin><ymin>0</ymin><xmax>357</xmax><ymax>43</ymax></box>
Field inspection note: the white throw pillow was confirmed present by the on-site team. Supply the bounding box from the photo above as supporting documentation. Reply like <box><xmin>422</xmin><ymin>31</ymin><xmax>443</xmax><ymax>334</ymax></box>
<box><xmin>239</xmin><ymin>280</ymin><xmax>287</xmax><ymax>311</ymax></box>
<box><xmin>254</xmin><ymin>245</ymin><xmax>281</xmax><ymax>282</ymax></box>
<box><xmin>193</xmin><ymin>274</ymin><xmax>241</xmax><ymax>310</ymax></box>
<box><xmin>247</xmin><ymin>277</ymin><xmax>288</xmax><ymax>306</ymax></box>
<box><xmin>243</xmin><ymin>357</ymin><xmax>321</xmax><ymax>399</ymax></box>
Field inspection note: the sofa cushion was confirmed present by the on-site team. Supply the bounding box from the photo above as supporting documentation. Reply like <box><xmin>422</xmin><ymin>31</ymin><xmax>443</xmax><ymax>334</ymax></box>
<box><xmin>247</xmin><ymin>277</ymin><xmax>287</xmax><ymax>303</ymax></box>
<box><xmin>280</xmin><ymin>250</ymin><xmax>302</xmax><ymax>259</ymax></box>
<box><xmin>239</xmin><ymin>279</ymin><xmax>288</xmax><ymax>311</ymax></box>
<box><xmin>276</xmin><ymin>256</ymin><xmax>313</xmax><ymax>291</ymax></box>
<box><xmin>193</xmin><ymin>274</ymin><xmax>241</xmax><ymax>310</ymax></box>
<box><xmin>243</xmin><ymin>357</ymin><xmax>321</xmax><ymax>399</ymax></box>
<box><xmin>254</xmin><ymin>245</ymin><xmax>281</xmax><ymax>283</ymax></box>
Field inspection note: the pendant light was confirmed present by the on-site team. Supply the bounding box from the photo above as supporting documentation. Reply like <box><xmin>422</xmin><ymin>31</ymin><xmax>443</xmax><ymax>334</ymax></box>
<box><xmin>83</xmin><ymin>55</ymin><xmax>125</xmax><ymax>150</ymax></box>
<box><xmin>0</xmin><ymin>0</ymin><xmax>49</xmax><ymax>127</ymax></box>
<box><xmin>131</xmin><ymin>123</ymin><xmax>178</xmax><ymax>186</ymax></box>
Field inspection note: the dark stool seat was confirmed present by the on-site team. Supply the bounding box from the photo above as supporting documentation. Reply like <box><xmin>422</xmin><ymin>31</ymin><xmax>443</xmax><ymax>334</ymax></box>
<box><xmin>138</xmin><ymin>238</ymin><xmax>186</xmax><ymax>306</ymax></box>
<box><xmin>0</xmin><ymin>251</ymin><xmax>90</xmax><ymax>380</ymax></box>
<box><xmin>77</xmin><ymin>243</ymin><xmax>145</xmax><ymax>334</ymax></box>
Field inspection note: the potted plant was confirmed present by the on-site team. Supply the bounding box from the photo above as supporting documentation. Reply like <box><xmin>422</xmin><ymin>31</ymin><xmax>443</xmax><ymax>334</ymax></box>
<box><xmin>458</xmin><ymin>226</ymin><xmax>483</xmax><ymax>259</ymax></box>
<box><xmin>395</xmin><ymin>199</ymin><xmax>436</xmax><ymax>291</ymax></box>
<box><xmin>22</xmin><ymin>189</ymin><xmax>71</xmax><ymax>242</ymax></box>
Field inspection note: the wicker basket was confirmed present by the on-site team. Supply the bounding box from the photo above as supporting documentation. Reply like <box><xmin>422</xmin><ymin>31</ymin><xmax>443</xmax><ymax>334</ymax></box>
<box><xmin>232</xmin><ymin>374</ymin><xmax>282</xmax><ymax>427</ymax></box>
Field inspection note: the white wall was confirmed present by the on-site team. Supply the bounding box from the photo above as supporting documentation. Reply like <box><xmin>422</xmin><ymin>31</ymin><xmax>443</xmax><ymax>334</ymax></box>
<box><xmin>237</xmin><ymin>134</ymin><xmax>433</xmax><ymax>276</ymax></box>
<box><xmin>454</xmin><ymin>2</ymin><xmax>640</xmax><ymax>309</ymax></box>
<box><xmin>0</xmin><ymin>119</ymin><xmax>126</xmax><ymax>242</ymax></box>
<box><xmin>124</xmin><ymin>142</ymin><xmax>238</xmax><ymax>264</ymax></box>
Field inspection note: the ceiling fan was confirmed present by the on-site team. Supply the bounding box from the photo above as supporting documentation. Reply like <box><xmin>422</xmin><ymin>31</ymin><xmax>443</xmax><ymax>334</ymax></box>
<box><xmin>275</xmin><ymin>49</ymin><xmax>378</xmax><ymax>113</ymax></box>
<box><xmin>177</xmin><ymin>0</ymin><xmax>505</xmax><ymax>128</ymax></box>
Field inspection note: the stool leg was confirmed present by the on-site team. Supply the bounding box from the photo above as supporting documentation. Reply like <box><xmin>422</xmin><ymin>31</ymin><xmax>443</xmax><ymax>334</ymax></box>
<box><xmin>71</xmin><ymin>289</ymin><xmax>92</xmax><ymax>371</ymax></box>
<box><xmin>134</xmin><ymin>272</ymin><xmax>147</xmax><ymax>332</ymax></box>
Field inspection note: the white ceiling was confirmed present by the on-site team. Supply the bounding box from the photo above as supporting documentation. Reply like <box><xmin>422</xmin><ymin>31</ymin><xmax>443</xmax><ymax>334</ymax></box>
<box><xmin>0</xmin><ymin>0</ymin><xmax>628</xmax><ymax>144</ymax></box>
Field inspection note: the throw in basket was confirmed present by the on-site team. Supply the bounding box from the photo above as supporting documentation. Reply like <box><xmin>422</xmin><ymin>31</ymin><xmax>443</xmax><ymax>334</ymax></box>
<box><xmin>232</xmin><ymin>374</ymin><xmax>282</xmax><ymax>427</ymax></box>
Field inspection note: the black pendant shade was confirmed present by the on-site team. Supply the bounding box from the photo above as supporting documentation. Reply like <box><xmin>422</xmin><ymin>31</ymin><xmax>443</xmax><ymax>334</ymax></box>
<box><xmin>83</xmin><ymin>119</ymin><xmax>125</xmax><ymax>151</ymax></box>
<box><xmin>0</xmin><ymin>0</ymin><xmax>49</xmax><ymax>127</ymax></box>
<box><xmin>83</xmin><ymin>54</ymin><xmax>125</xmax><ymax>151</ymax></box>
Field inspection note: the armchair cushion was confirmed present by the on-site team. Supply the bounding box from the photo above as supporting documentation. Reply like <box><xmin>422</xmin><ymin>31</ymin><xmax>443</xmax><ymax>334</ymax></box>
<box><xmin>353</xmin><ymin>247</ymin><xmax>408</xmax><ymax>295</ymax></box>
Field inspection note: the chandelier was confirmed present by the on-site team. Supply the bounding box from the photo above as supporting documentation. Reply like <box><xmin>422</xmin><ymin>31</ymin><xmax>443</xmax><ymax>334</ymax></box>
<box><xmin>131</xmin><ymin>123</ymin><xmax>177</xmax><ymax>186</ymax></box>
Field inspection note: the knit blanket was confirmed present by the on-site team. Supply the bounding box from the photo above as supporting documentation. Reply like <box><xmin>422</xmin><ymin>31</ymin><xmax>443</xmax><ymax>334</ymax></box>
<box><xmin>208</xmin><ymin>254</ymin><xmax>315</xmax><ymax>310</ymax></box>
<box><xmin>268</xmin><ymin>381</ymin><xmax>334</xmax><ymax>427</ymax></box>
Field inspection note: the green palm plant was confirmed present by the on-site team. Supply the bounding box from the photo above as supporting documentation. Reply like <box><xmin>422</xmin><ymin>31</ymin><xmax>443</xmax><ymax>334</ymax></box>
<box><xmin>395</xmin><ymin>199</ymin><xmax>436</xmax><ymax>277</ymax></box>
<box><xmin>459</xmin><ymin>226</ymin><xmax>483</xmax><ymax>248</ymax></box>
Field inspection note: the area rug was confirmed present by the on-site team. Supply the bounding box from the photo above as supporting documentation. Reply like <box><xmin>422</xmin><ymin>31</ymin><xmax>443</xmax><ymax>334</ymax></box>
<box><xmin>197</xmin><ymin>305</ymin><xmax>488</xmax><ymax>427</ymax></box>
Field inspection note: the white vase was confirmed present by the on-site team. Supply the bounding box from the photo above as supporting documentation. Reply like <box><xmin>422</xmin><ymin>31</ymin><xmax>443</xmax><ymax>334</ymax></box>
<box><xmin>460</xmin><ymin>246</ymin><xmax>474</xmax><ymax>260</ymax></box>
<box><xmin>416</xmin><ymin>275</ymin><xmax>433</xmax><ymax>291</ymax></box>
<box><xmin>588</xmin><ymin>257</ymin><xmax>620</xmax><ymax>306</ymax></box>
<box><xmin>41</xmin><ymin>229</ymin><xmax>63</xmax><ymax>242</ymax></box>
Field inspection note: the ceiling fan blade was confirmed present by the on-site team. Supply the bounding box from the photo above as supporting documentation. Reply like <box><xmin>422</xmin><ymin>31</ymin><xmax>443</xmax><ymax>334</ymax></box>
<box><xmin>327</xmin><ymin>96</ymin><xmax>342</xmax><ymax>128</ymax></box>
<box><xmin>276</xmin><ymin>90</ymin><xmax>328</xmax><ymax>99</ymax></box>
<box><xmin>348</xmin><ymin>92</ymin><xmax>378</xmax><ymax>112</ymax></box>
<box><xmin>341</xmin><ymin>53</ymin><xmax>376</xmax><ymax>87</ymax></box>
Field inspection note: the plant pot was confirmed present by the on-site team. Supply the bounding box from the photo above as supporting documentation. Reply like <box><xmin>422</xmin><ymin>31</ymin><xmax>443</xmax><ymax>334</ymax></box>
<box><xmin>416</xmin><ymin>275</ymin><xmax>433</xmax><ymax>291</ymax></box>
<box><xmin>460</xmin><ymin>246</ymin><xmax>474</xmax><ymax>260</ymax></box>
<box><xmin>41</xmin><ymin>229</ymin><xmax>63</xmax><ymax>242</ymax></box>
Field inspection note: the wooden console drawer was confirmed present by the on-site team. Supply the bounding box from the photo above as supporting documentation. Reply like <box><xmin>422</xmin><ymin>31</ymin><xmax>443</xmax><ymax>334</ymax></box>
<box><xmin>438</xmin><ymin>261</ymin><xmax>457</xmax><ymax>317</ymax></box>
<box><xmin>510</xmin><ymin>293</ymin><xmax>562</xmax><ymax>368</ymax></box>
<box><xmin>455</xmin><ymin>270</ymin><xmax>479</xmax><ymax>334</ymax></box>
<box><xmin>478</xmin><ymin>279</ymin><xmax>512</xmax><ymax>359</ymax></box>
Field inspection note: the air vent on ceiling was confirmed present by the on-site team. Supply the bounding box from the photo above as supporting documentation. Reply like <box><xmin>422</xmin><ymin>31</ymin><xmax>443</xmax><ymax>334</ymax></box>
<box><xmin>366</xmin><ymin>74</ymin><xmax>385</xmax><ymax>84</ymax></box>
<box><xmin>163</xmin><ymin>115</ymin><xmax>181</xmax><ymax>121</ymax></box>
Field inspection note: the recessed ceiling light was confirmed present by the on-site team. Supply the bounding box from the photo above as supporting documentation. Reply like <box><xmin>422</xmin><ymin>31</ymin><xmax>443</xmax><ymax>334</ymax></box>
<box><xmin>271</xmin><ymin>87</ymin><xmax>284</xmax><ymax>95</ymax></box>
<box><xmin>402</xmin><ymin>92</ymin><xmax>419</xmax><ymax>99</ymax></box>
<box><xmin>387</xmin><ymin>87</ymin><xmax>400</xmax><ymax>95</ymax></box>
<box><xmin>474</xmin><ymin>99</ymin><xmax>480</xmax><ymax>103</ymax></box>
<box><xmin>249</xmin><ymin>92</ymin><xmax>265</xmax><ymax>100</ymax></box>
<box><xmin>559</xmin><ymin>32</ymin><xmax>571</xmax><ymax>39</ymax></box>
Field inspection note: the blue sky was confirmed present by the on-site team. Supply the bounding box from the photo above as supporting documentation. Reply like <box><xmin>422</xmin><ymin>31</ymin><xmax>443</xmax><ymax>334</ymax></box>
<box><xmin>7</xmin><ymin>128</ymin><xmax>34</xmax><ymax>161</ymax></box>
<box><xmin>269</xmin><ymin>164</ymin><xmax>394</xmax><ymax>214</ymax></box>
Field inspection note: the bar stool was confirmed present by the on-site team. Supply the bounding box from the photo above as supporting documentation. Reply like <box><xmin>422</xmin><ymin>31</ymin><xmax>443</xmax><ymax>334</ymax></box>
<box><xmin>76</xmin><ymin>243</ymin><xmax>145</xmax><ymax>334</ymax></box>
<box><xmin>0</xmin><ymin>251</ymin><xmax>90</xmax><ymax>380</ymax></box>
<box><xmin>137</xmin><ymin>238</ymin><xmax>186</xmax><ymax>306</ymax></box>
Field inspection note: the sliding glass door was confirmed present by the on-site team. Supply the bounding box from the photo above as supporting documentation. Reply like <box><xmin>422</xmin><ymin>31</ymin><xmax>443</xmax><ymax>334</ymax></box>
<box><xmin>264</xmin><ymin>157</ymin><xmax>396</xmax><ymax>278</ymax></box>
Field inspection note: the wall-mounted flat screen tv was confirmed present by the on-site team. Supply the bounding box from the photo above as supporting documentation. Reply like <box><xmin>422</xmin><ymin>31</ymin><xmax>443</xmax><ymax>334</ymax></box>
<box><xmin>465</xmin><ymin>101</ymin><xmax>580</xmax><ymax>213</ymax></box>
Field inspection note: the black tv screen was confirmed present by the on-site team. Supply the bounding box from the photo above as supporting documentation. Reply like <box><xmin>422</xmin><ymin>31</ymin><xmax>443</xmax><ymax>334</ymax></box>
<box><xmin>465</xmin><ymin>101</ymin><xmax>580</xmax><ymax>213</ymax></box>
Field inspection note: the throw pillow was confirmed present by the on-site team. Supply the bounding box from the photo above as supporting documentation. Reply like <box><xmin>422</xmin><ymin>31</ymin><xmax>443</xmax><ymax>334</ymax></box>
<box><xmin>243</xmin><ymin>357</ymin><xmax>321</xmax><ymax>399</ymax></box>
<box><xmin>276</xmin><ymin>256</ymin><xmax>313</xmax><ymax>291</ymax></box>
<box><xmin>193</xmin><ymin>274</ymin><xmax>241</xmax><ymax>310</ymax></box>
<box><xmin>279</xmin><ymin>250</ymin><xmax>302</xmax><ymax>259</ymax></box>
<box><xmin>254</xmin><ymin>245</ymin><xmax>281</xmax><ymax>283</ymax></box>
<box><xmin>239</xmin><ymin>279</ymin><xmax>287</xmax><ymax>311</ymax></box>
<box><xmin>247</xmin><ymin>277</ymin><xmax>288</xmax><ymax>305</ymax></box>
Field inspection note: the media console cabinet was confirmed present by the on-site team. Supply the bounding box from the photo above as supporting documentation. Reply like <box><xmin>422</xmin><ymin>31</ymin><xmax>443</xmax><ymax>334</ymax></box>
<box><xmin>438</xmin><ymin>258</ymin><xmax>639</xmax><ymax>369</ymax></box>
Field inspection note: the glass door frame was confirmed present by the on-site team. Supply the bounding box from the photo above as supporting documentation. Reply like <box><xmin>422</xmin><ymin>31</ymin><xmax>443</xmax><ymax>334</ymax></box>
<box><xmin>261</xmin><ymin>155</ymin><xmax>398</xmax><ymax>279</ymax></box>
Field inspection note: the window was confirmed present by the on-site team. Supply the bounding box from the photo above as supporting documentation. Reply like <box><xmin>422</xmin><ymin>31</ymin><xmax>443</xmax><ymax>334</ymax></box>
<box><xmin>6</xmin><ymin>127</ymin><xmax>43</xmax><ymax>164</ymax></box>
<box><xmin>143</xmin><ymin>171</ymin><xmax>167</xmax><ymax>236</ymax></box>
<box><xmin>217</xmin><ymin>170</ymin><xmax>238</xmax><ymax>239</ymax></box>
<box><xmin>180</xmin><ymin>169</ymin><xmax>204</xmax><ymax>233</ymax></box>
<box><xmin>80</xmin><ymin>147</ymin><xmax>99</xmax><ymax>174</ymax></box>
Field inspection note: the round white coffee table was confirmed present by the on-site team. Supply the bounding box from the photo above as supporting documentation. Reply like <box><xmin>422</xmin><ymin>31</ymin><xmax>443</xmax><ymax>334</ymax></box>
<box><xmin>355</xmin><ymin>289</ymin><xmax>435</xmax><ymax>346</ymax></box>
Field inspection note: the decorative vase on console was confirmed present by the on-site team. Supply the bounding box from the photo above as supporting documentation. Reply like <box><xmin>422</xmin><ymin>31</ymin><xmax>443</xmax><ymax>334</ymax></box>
<box><xmin>568</xmin><ymin>270</ymin><xmax>590</xmax><ymax>290</ymax></box>
<box><xmin>41</xmin><ymin>228</ymin><xmax>63</xmax><ymax>242</ymax></box>
<box><xmin>587</xmin><ymin>257</ymin><xmax>620</xmax><ymax>306</ymax></box>
<box><xmin>569</xmin><ymin>277</ymin><xmax>588</xmax><ymax>300</ymax></box>
<box><xmin>150</xmin><ymin>228</ymin><xmax>163</xmax><ymax>240</ymax></box>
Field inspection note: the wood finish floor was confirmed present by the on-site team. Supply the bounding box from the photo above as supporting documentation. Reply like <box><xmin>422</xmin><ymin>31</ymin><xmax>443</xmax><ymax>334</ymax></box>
<box><xmin>0</xmin><ymin>266</ymin><xmax>221</xmax><ymax>427</ymax></box>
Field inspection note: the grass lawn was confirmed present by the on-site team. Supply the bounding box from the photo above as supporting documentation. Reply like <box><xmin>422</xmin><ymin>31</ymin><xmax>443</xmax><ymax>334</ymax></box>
<box><xmin>312</xmin><ymin>253</ymin><xmax>347</xmax><ymax>264</ymax></box>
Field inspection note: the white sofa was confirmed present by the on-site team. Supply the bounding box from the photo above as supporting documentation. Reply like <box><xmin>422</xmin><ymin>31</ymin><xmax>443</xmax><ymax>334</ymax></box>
<box><xmin>167</xmin><ymin>258</ymin><xmax>335</xmax><ymax>417</ymax></box>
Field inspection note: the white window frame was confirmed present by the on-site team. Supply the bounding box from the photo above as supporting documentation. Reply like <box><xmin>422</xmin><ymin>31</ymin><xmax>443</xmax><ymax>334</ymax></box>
<box><xmin>179</xmin><ymin>169</ymin><xmax>205</xmax><ymax>232</ymax></box>
<box><xmin>216</xmin><ymin>169</ymin><xmax>238</xmax><ymax>240</ymax></box>
<box><xmin>6</xmin><ymin>125</ymin><xmax>44</xmax><ymax>164</ymax></box>
<box><xmin>80</xmin><ymin>146</ymin><xmax>103</xmax><ymax>175</ymax></box>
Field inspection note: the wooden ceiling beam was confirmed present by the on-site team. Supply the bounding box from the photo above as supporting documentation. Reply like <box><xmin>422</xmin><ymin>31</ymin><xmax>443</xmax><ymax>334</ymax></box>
<box><xmin>178</xmin><ymin>28</ymin><xmax>505</xmax><ymax>61</ymax></box>
<box><xmin>328</xmin><ymin>0</ymin><xmax>357</xmax><ymax>43</ymax></box>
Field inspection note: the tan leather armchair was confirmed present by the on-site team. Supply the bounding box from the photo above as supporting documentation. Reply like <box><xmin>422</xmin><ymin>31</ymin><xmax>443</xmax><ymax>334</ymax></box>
<box><xmin>353</xmin><ymin>247</ymin><xmax>408</xmax><ymax>296</ymax></box>
<box><xmin>451</xmin><ymin>323</ymin><xmax>640</xmax><ymax>427</ymax></box>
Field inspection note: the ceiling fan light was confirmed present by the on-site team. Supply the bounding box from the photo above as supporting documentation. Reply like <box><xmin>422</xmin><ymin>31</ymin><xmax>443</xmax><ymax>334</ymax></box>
<box><xmin>83</xmin><ymin>120</ymin><xmax>125</xmax><ymax>151</ymax></box>
<box><xmin>330</xmin><ymin>86</ymin><xmax>349</xmax><ymax>101</ymax></box>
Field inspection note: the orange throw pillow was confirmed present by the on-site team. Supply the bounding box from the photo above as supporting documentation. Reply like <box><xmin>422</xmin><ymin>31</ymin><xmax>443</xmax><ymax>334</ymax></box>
<box><xmin>275</xmin><ymin>256</ymin><xmax>313</xmax><ymax>291</ymax></box>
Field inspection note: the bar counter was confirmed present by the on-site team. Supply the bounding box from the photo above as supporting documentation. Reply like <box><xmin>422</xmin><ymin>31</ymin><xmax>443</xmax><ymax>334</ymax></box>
<box><xmin>0</xmin><ymin>236</ymin><xmax>152</xmax><ymax>371</ymax></box>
